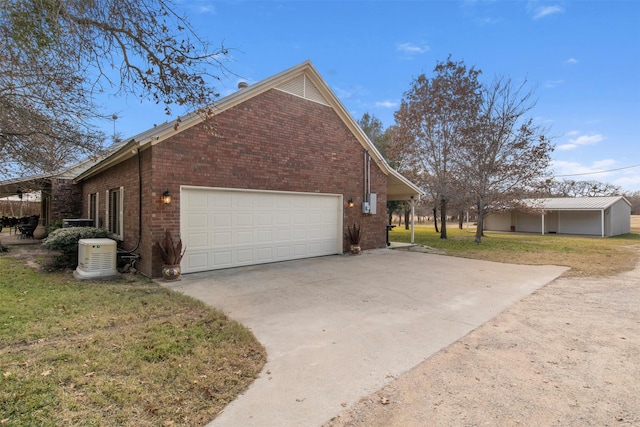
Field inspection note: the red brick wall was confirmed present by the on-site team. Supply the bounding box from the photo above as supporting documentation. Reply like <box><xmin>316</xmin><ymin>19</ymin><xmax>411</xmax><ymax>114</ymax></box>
<box><xmin>82</xmin><ymin>88</ymin><xmax>389</xmax><ymax>277</ymax></box>
<box><xmin>80</xmin><ymin>151</ymin><xmax>152</xmax><ymax>273</ymax></box>
<box><xmin>50</xmin><ymin>178</ymin><xmax>83</xmax><ymax>224</ymax></box>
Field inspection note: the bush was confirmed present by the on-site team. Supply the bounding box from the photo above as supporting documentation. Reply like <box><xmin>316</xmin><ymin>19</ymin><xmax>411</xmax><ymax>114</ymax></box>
<box><xmin>46</xmin><ymin>219</ymin><xmax>64</xmax><ymax>235</ymax></box>
<box><xmin>42</xmin><ymin>227</ymin><xmax>112</xmax><ymax>268</ymax></box>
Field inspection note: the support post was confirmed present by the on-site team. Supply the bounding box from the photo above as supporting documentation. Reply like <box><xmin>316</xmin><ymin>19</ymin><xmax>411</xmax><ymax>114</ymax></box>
<box><xmin>410</xmin><ymin>197</ymin><xmax>415</xmax><ymax>244</ymax></box>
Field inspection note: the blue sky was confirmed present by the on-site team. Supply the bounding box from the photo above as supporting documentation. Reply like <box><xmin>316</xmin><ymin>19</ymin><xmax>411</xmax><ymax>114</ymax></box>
<box><xmin>104</xmin><ymin>0</ymin><xmax>640</xmax><ymax>192</ymax></box>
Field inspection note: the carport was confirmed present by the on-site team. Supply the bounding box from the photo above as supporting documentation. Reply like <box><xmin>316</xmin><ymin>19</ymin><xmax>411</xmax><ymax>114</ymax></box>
<box><xmin>484</xmin><ymin>196</ymin><xmax>632</xmax><ymax>237</ymax></box>
<box><xmin>165</xmin><ymin>249</ymin><xmax>567</xmax><ymax>427</ymax></box>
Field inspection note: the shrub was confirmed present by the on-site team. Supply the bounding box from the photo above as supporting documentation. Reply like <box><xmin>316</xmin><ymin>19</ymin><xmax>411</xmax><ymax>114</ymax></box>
<box><xmin>42</xmin><ymin>227</ymin><xmax>112</xmax><ymax>268</ymax></box>
<box><xmin>46</xmin><ymin>219</ymin><xmax>64</xmax><ymax>235</ymax></box>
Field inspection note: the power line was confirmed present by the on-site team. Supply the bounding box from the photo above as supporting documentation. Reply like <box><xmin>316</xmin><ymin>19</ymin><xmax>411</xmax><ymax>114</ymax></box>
<box><xmin>553</xmin><ymin>163</ymin><xmax>640</xmax><ymax>178</ymax></box>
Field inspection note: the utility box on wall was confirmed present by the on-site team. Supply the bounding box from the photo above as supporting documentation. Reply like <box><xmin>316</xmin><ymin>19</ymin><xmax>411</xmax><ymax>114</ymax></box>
<box><xmin>362</xmin><ymin>193</ymin><xmax>377</xmax><ymax>214</ymax></box>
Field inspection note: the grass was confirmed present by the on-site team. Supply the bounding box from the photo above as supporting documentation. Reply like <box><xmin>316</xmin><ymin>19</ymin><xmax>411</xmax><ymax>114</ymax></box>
<box><xmin>389</xmin><ymin>215</ymin><xmax>640</xmax><ymax>277</ymax></box>
<box><xmin>0</xmin><ymin>258</ymin><xmax>265</xmax><ymax>426</ymax></box>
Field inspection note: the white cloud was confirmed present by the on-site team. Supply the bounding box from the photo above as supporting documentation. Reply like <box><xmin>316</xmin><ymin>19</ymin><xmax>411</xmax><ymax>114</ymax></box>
<box><xmin>552</xmin><ymin>159</ymin><xmax>640</xmax><ymax>191</ymax></box>
<box><xmin>333</xmin><ymin>85</ymin><xmax>365</xmax><ymax>100</ymax></box>
<box><xmin>476</xmin><ymin>16</ymin><xmax>501</xmax><ymax>25</ymax></box>
<box><xmin>531</xmin><ymin>5</ymin><xmax>564</xmax><ymax>20</ymax></box>
<box><xmin>557</xmin><ymin>133</ymin><xmax>604</xmax><ymax>151</ymax></box>
<box><xmin>397</xmin><ymin>42</ymin><xmax>430</xmax><ymax>56</ymax></box>
<box><xmin>613</xmin><ymin>173</ymin><xmax>640</xmax><ymax>192</ymax></box>
<box><xmin>565</xmin><ymin>58</ymin><xmax>578</xmax><ymax>65</ymax></box>
<box><xmin>375</xmin><ymin>100</ymin><xmax>398</xmax><ymax>109</ymax></box>
<box><xmin>176</xmin><ymin>0</ymin><xmax>216</xmax><ymax>14</ymax></box>
<box><xmin>544</xmin><ymin>79</ymin><xmax>564</xmax><ymax>88</ymax></box>
<box><xmin>552</xmin><ymin>159</ymin><xmax>614</xmax><ymax>176</ymax></box>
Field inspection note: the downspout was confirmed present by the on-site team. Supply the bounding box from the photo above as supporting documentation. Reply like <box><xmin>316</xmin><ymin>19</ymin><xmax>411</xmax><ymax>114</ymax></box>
<box><xmin>121</xmin><ymin>148</ymin><xmax>142</xmax><ymax>253</ymax></box>
<box><xmin>368</xmin><ymin>154</ymin><xmax>371</xmax><ymax>196</ymax></box>
<box><xmin>363</xmin><ymin>150</ymin><xmax>367</xmax><ymax>204</ymax></box>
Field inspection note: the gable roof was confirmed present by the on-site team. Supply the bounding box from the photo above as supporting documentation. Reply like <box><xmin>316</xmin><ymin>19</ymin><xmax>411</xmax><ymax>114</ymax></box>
<box><xmin>522</xmin><ymin>196</ymin><xmax>631</xmax><ymax>211</ymax></box>
<box><xmin>74</xmin><ymin>60</ymin><xmax>422</xmax><ymax>200</ymax></box>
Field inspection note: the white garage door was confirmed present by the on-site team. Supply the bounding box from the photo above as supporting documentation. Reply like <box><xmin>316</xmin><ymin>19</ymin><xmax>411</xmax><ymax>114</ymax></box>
<box><xmin>180</xmin><ymin>187</ymin><xmax>343</xmax><ymax>273</ymax></box>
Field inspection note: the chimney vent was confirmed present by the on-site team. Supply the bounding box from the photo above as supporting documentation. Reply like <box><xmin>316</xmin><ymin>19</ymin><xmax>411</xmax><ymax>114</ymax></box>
<box><xmin>237</xmin><ymin>81</ymin><xmax>248</xmax><ymax>89</ymax></box>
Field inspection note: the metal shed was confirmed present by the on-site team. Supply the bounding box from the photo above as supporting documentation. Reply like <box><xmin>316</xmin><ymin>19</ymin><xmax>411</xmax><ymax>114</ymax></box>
<box><xmin>484</xmin><ymin>196</ymin><xmax>632</xmax><ymax>237</ymax></box>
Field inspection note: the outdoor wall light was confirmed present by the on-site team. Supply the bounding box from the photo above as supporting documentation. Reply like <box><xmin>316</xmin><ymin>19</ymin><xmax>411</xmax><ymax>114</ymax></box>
<box><xmin>162</xmin><ymin>190</ymin><xmax>172</xmax><ymax>204</ymax></box>
<box><xmin>347</xmin><ymin>198</ymin><xmax>354</xmax><ymax>208</ymax></box>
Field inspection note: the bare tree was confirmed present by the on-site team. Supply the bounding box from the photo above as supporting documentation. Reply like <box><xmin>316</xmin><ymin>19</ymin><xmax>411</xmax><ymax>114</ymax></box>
<box><xmin>1</xmin><ymin>0</ymin><xmax>231</xmax><ymax>179</ymax></box>
<box><xmin>624</xmin><ymin>191</ymin><xmax>640</xmax><ymax>214</ymax></box>
<box><xmin>394</xmin><ymin>58</ymin><xmax>482</xmax><ymax>239</ymax></box>
<box><xmin>457</xmin><ymin>77</ymin><xmax>553</xmax><ymax>243</ymax></box>
<box><xmin>541</xmin><ymin>179</ymin><xmax>622</xmax><ymax>197</ymax></box>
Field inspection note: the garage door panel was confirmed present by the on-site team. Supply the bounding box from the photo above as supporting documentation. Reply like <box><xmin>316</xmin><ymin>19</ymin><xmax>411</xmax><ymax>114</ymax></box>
<box><xmin>258</xmin><ymin>213</ymin><xmax>273</xmax><ymax>226</ymax></box>
<box><xmin>213</xmin><ymin>251</ymin><xmax>233</xmax><ymax>267</ymax></box>
<box><xmin>182</xmin><ymin>188</ymin><xmax>341</xmax><ymax>273</ymax></box>
<box><xmin>187</xmin><ymin>232</ymin><xmax>209</xmax><ymax>248</ymax></box>
<box><xmin>257</xmin><ymin>230</ymin><xmax>273</xmax><ymax>243</ymax></box>
<box><xmin>211</xmin><ymin>193</ymin><xmax>232</xmax><ymax>208</ymax></box>
<box><xmin>257</xmin><ymin>247</ymin><xmax>273</xmax><ymax>261</ymax></box>
<box><xmin>275</xmin><ymin>245</ymin><xmax>290</xmax><ymax>258</ymax></box>
<box><xmin>237</xmin><ymin>194</ymin><xmax>254</xmax><ymax>208</ymax></box>
<box><xmin>213</xmin><ymin>231</ymin><xmax>232</xmax><ymax>245</ymax></box>
<box><xmin>275</xmin><ymin>229</ymin><xmax>290</xmax><ymax>241</ymax></box>
<box><xmin>213</xmin><ymin>213</ymin><xmax>232</xmax><ymax>227</ymax></box>
<box><xmin>275</xmin><ymin>213</ymin><xmax>290</xmax><ymax>225</ymax></box>
<box><xmin>237</xmin><ymin>230</ymin><xmax>253</xmax><ymax>244</ymax></box>
<box><xmin>187</xmin><ymin>213</ymin><xmax>208</xmax><ymax>228</ymax></box>
<box><xmin>236</xmin><ymin>213</ymin><xmax>253</xmax><ymax>227</ymax></box>
<box><xmin>236</xmin><ymin>248</ymin><xmax>254</xmax><ymax>263</ymax></box>
<box><xmin>186</xmin><ymin>252</ymin><xmax>209</xmax><ymax>270</ymax></box>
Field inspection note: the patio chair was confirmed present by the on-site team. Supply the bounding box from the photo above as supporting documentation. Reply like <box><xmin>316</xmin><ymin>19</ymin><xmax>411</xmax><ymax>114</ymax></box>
<box><xmin>17</xmin><ymin>217</ymin><xmax>39</xmax><ymax>239</ymax></box>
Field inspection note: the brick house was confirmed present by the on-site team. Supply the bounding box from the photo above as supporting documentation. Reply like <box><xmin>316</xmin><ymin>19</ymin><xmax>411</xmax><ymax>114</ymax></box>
<box><xmin>72</xmin><ymin>61</ymin><xmax>422</xmax><ymax>277</ymax></box>
<box><xmin>0</xmin><ymin>159</ymin><xmax>93</xmax><ymax>227</ymax></box>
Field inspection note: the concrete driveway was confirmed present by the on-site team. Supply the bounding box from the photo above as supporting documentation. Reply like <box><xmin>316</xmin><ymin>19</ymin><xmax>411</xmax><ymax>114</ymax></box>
<box><xmin>164</xmin><ymin>248</ymin><xmax>568</xmax><ymax>427</ymax></box>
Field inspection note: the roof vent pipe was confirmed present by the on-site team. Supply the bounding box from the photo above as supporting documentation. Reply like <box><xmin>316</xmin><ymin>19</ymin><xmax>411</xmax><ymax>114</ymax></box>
<box><xmin>237</xmin><ymin>81</ymin><xmax>248</xmax><ymax>89</ymax></box>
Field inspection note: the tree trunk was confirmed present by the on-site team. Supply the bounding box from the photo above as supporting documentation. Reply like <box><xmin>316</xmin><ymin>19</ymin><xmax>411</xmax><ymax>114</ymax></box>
<box><xmin>433</xmin><ymin>207</ymin><xmax>439</xmax><ymax>233</ymax></box>
<box><xmin>404</xmin><ymin>209</ymin><xmax>410</xmax><ymax>230</ymax></box>
<box><xmin>475</xmin><ymin>199</ymin><xmax>484</xmax><ymax>243</ymax></box>
<box><xmin>458</xmin><ymin>209</ymin><xmax>464</xmax><ymax>229</ymax></box>
<box><xmin>440</xmin><ymin>197</ymin><xmax>447</xmax><ymax>239</ymax></box>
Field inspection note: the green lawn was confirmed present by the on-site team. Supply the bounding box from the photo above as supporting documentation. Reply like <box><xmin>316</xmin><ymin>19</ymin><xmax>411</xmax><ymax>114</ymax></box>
<box><xmin>0</xmin><ymin>259</ymin><xmax>265</xmax><ymax>426</ymax></box>
<box><xmin>389</xmin><ymin>220</ymin><xmax>640</xmax><ymax>277</ymax></box>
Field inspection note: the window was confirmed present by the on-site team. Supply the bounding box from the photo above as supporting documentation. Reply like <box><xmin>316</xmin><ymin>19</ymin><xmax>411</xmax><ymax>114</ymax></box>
<box><xmin>89</xmin><ymin>193</ymin><xmax>99</xmax><ymax>227</ymax></box>
<box><xmin>105</xmin><ymin>187</ymin><xmax>124</xmax><ymax>239</ymax></box>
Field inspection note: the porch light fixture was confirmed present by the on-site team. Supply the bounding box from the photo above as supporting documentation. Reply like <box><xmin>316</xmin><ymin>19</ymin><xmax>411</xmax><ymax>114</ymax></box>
<box><xmin>347</xmin><ymin>198</ymin><xmax>354</xmax><ymax>208</ymax></box>
<box><xmin>162</xmin><ymin>190</ymin><xmax>172</xmax><ymax>204</ymax></box>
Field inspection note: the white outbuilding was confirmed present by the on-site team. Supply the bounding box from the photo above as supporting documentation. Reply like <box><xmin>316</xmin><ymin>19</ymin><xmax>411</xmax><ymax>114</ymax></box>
<box><xmin>484</xmin><ymin>196</ymin><xmax>632</xmax><ymax>237</ymax></box>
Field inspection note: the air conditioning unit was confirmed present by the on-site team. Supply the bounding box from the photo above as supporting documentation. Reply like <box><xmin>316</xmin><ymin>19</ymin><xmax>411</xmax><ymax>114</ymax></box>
<box><xmin>74</xmin><ymin>238</ymin><xmax>118</xmax><ymax>280</ymax></box>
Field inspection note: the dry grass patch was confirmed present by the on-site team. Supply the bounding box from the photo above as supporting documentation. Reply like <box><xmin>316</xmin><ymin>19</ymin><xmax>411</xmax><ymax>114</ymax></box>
<box><xmin>390</xmin><ymin>215</ymin><xmax>640</xmax><ymax>277</ymax></box>
<box><xmin>0</xmin><ymin>256</ymin><xmax>266</xmax><ymax>426</ymax></box>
